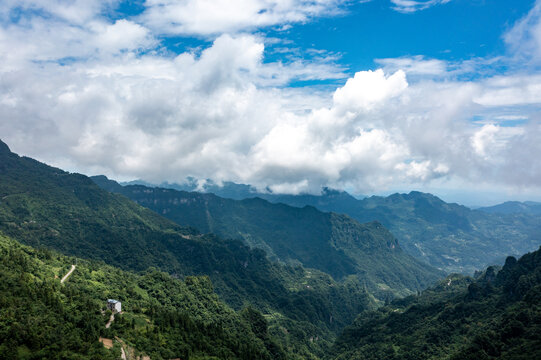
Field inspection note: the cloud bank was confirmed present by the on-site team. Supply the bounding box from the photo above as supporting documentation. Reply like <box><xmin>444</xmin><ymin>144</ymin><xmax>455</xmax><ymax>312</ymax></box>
<box><xmin>1</xmin><ymin>0</ymin><xmax>541</xmax><ymax>197</ymax></box>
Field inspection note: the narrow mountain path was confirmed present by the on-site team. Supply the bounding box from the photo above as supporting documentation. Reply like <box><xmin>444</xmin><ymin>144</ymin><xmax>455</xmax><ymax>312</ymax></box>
<box><xmin>60</xmin><ymin>265</ymin><xmax>76</xmax><ymax>283</ymax></box>
<box><xmin>115</xmin><ymin>337</ymin><xmax>127</xmax><ymax>360</ymax></box>
<box><xmin>105</xmin><ymin>313</ymin><xmax>115</xmax><ymax>329</ymax></box>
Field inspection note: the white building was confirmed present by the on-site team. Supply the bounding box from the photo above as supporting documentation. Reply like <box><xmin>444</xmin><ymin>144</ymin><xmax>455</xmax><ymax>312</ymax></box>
<box><xmin>107</xmin><ymin>299</ymin><xmax>122</xmax><ymax>313</ymax></box>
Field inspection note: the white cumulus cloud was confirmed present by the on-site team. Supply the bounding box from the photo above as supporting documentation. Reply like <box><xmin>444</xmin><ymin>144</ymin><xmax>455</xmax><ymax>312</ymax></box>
<box><xmin>141</xmin><ymin>0</ymin><xmax>347</xmax><ymax>36</ymax></box>
<box><xmin>1</xmin><ymin>0</ymin><xmax>541</xmax><ymax>199</ymax></box>
<box><xmin>333</xmin><ymin>69</ymin><xmax>408</xmax><ymax>112</ymax></box>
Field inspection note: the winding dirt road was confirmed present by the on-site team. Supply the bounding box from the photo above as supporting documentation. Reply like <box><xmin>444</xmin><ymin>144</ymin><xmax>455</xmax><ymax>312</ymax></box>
<box><xmin>60</xmin><ymin>265</ymin><xmax>76</xmax><ymax>283</ymax></box>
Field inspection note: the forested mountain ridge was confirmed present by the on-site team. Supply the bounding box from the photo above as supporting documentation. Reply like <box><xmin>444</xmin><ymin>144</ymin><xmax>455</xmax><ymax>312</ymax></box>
<box><xmin>266</xmin><ymin>191</ymin><xmax>540</xmax><ymax>274</ymax></box>
<box><xmin>121</xmin><ymin>177</ymin><xmax>368</xmax><ymax>216</ymax></box>
<box><xmin>0</xmin><ymin>233</ymin><xmax>285</xmax><ymax>359</ymax></box>
<box><xmin>349</xmin><ymin>192</ymin><xmax>541</xmax><ymax>274</ymax></box>
<box><xmin>124</xmin><ymin>177</ymin><xmax>364</xmax><ymax>209</ymax></box>
<box><xmin>331</xmin><ymin>245</ymin><xmax>541</xmax><ymax>359</ymax></box>
<box><xmin>92</xmin><ymin>175</ymin><xmax>442</xmax><ymax>297</ymax></box>
<box><xmin>129</xmin><ymin>178</ymin><xmax>541</xmax><ymax>274</ymax></box>
<box><xmin>0</xmin><ymin>139</ymin><xmax>373</xmax><ymax>358</ymax></box>
<box><xmin>122</xmin><ymin>177</ymin><xmax>263</xmax><ymax>201</ymax></box>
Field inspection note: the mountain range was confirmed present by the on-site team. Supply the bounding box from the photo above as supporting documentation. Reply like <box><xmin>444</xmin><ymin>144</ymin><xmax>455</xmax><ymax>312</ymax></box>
<box><xmin>0</xmin><ymin>139</ymin><xmax>442</xmax><ymax>358</ymax></box>
<box><xmin>93</xmin><ymin>175</ymin><xmax>442</xmax><ymax>298</ymax></box>
<box><xmin>103</xmin><ymin>177</ymin><xmax>541</xmax><ymax>274</ymax></box>
<box><xmin>2</xmin><ymin>137</ymin><xmax>540</xmax><ymax>359</ymax></box>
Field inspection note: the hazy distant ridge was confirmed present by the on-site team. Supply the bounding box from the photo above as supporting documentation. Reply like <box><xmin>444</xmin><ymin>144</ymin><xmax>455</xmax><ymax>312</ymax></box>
<box><xmin>478</xmin><ymin>201</ymin><xmax>541</xmax><ymax>216</ymax></box>
<box><xmin>114</xmin><ymin>178</ymin><xmax>541</xmax><ymax>274</ymax></box>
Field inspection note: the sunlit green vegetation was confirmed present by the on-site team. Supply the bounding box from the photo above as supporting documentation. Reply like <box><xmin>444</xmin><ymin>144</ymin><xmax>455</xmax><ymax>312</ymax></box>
<box><xmin>332</xmin><ymin>247</ymin><xmax>541</xmax><ymax>359</ymax></box>
<box><xmin>0</xmin><ymin>233</ymin><xmax>284</xmax><ymax>359</ymax></box>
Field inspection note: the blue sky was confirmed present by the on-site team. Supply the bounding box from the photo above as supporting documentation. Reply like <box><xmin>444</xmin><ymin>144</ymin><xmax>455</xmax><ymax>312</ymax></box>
<box><xmin>290</xmin><ymin>0</ymin><xmax>532</xmax><ymax>67</ymax></box>
<box><xmin>110</xmin><ymin>0</ymin><xmax>536</xmax><ymax>74</ymax></box>
<box><xmin>1</xmin><ymin>0</ymin><xmax>541</xmax><ymax>205</ymax></box>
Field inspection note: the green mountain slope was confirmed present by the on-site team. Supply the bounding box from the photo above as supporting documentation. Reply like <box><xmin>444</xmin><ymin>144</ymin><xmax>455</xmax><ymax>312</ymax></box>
<box><xmin>0</xmin><ymin>140</ymin><xmax>372</xmax><ymax>358</ymax></box>
<box><xmin>265</xmin><ymin>191</ymin><xmax>541</xmax><ymax>274</ymax></box>
<box><xmin>92</xmin><ymin>176</ymin><xmax>442</xmax><ymax>297</ymax></box>
<box><xmin>119</xmin><ymin>179</ymin><xmax>541</xmax><ymax>274</ymax></box>
<box><xmin>346</xmin><ymin>192</ymin><xmax>541</xmax><ymax>274</ymax></box>
<box><xmin>206</xmin><ymin>182</ymin><xmax>541</xmax><ymax>275</ymax></box>
<box><xmin>332</xmin><ymin>246</ymin><xmax>541</xmax><ymax>360</ymax></box>
<box><xmin>0</xmin><ymin>233</ymin><xmax>283</xmax><ymax>359</ymax></box>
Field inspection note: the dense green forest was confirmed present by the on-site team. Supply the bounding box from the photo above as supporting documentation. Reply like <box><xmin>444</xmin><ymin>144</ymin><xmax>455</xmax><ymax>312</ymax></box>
<box><xmin>332</xmin><ymin>247</ymin><xmax>541</xmax><ymax>359</ymax></box>
<box><xmin>0</xmin><ymin>140</ymin><xmax>374</xmax><ymax>358</ymax></box>
<box><xmin>92</xmin><ymin>176</ymin><xmax>441</xmax><ymax>297</ymax></box>
<box><xmin>0</xmin><ymin>233</ymin><xmax>284</xmax><ymax>359</ymax></box>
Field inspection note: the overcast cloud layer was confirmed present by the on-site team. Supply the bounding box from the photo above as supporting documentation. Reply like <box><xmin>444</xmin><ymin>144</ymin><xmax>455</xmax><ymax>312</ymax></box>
<box><xmin>1</xmin><ymin>0</ymin><xmax>541</xmax><ymax>201</ymax></box>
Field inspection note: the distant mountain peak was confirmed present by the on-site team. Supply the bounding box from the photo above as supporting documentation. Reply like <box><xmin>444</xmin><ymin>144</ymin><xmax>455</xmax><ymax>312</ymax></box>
<box><xmin>90</xmin><ymin>175</ymin><xmax>124</xmax><ymax>193</ymax></box>
<box><xmin>90</xmin><ymin>174</ymin><xmax>109</xmax><ymax>182</ymax></box>
<box><xmin>407</xmin><ymin>190</ymin><xmax>439</xmax><ymax>200</ymax></box>
<box><xmin>0</xmin><ymin>139</ymin><xmax>11</xmax><ymax>154</ymax></box>
<box><xmin>321</xmin><ymin>187</ymin><xmax>341</xmax><ymax>195</ymax></box>
<box><xmin>379</xmin><ymin>191</ymin><xmax>446</xmax><ymax>204</ymax></box>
